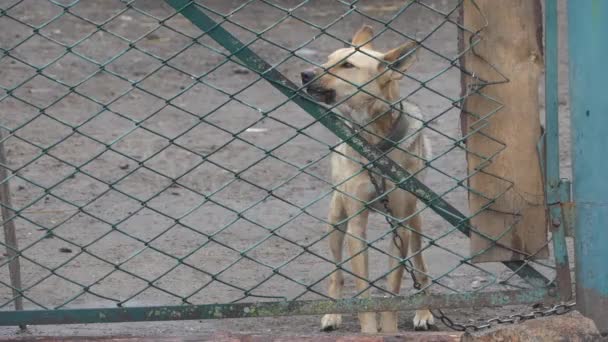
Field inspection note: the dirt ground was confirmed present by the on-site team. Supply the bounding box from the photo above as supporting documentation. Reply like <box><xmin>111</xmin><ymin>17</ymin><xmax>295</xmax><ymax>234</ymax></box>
<box><xmin>0</xmin><ymin>0</ymin><xmax>575</xmax><ymax>338</ymax></box>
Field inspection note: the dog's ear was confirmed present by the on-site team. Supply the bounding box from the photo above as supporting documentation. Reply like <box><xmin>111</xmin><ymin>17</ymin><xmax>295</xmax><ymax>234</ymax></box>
<box><xmin>351</xmin><ymin>25</ymin><xmax>373</xmax><ymax>49</ymax></box>
<box><xmin>380</xmin><ymin>41</ymin><xmax>419</xmax><ymax>79</ymax></box>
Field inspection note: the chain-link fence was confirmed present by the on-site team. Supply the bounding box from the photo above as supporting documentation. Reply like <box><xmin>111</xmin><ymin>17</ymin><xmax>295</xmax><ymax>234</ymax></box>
<box><xmin>0</xmin><ymin>0</ymin><xmax>570</xmax><ymax>332</ymax></box>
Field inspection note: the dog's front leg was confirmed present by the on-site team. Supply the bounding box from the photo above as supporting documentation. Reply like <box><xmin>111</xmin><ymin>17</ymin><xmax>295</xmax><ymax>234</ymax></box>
<box><xmin>380</xmin><ymin>193</ymin><xmax>413</xmax><ymax>333</ymax></box>
<box><xmin>379</xmin><ymin>225</ymin><xmax>409</xmax><ymax>333</ymax></box>
<box><xmin>321</xmin><ymin>193</ymin><xmax>346</xmax><ymax>331</ymax></box>
<box><xmin>345</xmin><ymin>210</ymin><xmax>377</xmax><ymax>334</ymax></box>
<box><xmin>409</xmin><ymin>214</ymin><xmax>435</xmax><ymax>330</ymax></box>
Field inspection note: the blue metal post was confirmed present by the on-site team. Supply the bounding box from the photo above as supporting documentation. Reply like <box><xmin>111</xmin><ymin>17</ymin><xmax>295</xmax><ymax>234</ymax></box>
<box><xmin>568</xmin><ymin>0</ymin><xmax>608</xmax><ymax>334</ymax></box>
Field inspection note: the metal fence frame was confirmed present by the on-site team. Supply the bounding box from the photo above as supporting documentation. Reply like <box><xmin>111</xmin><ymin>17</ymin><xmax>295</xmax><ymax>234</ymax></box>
<box><xmin>0</xmin><ymin>0</ymin><xmax>574</xmax><ymax>327</ymax></box>
<box><xmin>567</xmin><ymin>0</ymin><xmax>608</xmax><ymax>334</ymax></box>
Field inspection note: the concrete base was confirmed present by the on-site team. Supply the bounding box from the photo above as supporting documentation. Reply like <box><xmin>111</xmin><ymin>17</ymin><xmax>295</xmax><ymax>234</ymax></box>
<box><xmin>463</xmin><ymin>311</ymin><xmax>601</xmax><ymax>342</ymax></box>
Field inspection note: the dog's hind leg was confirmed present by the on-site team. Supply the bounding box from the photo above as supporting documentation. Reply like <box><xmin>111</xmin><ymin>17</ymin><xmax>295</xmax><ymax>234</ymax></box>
<box><xmin>321</xmin><ymin>192</ymin><xmax>346</xmax><ymax>332</ymax></box>
<box><xmin>409</xmin><ymin>213</ymin><xmax>435</xmax><ymax>330</ymax></box>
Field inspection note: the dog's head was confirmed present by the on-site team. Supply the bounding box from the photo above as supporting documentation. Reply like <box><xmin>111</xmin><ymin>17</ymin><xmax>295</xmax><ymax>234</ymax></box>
<box><xmin>301</xmin><ymin>25</ymin><xmax>418</xmax><ymax>109</ymax></box>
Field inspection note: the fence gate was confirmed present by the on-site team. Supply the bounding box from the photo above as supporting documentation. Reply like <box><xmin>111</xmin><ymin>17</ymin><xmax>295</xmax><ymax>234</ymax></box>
<box><xmin>0</xmin><ymin>0</ymin><xmax>572</xmax><ymax>330</ymax></box>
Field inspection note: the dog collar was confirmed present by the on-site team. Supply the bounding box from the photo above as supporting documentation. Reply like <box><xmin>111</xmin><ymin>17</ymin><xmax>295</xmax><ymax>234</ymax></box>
<box><xmin>375</xmin><ymin>102</ymin><xmax>408</xmax><ymax>152</ymax></box>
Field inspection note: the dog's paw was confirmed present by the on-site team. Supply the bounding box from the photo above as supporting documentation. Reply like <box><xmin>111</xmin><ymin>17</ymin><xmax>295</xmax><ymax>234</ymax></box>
<box><xmin>413</xmin><ymin>309</ymin><xmax>435</xmax><ymax>331</ymax></box>
<box><xmin>321</xmin><ymin>314</ymin><xmax>342</xmax><ymax>332</ymax></box>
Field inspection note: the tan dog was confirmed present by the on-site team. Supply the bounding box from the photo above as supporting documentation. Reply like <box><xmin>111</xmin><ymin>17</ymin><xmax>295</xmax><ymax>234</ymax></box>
<box><xmin>301</xmin><ymin>25</ymin><xmax>434</xmax><ymax>333</ymax></box>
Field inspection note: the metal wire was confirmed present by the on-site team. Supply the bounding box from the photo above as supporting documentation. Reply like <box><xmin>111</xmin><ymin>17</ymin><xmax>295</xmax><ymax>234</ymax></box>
<box><xmin>0</xmin><ymin>0</ymin><xmax>566</xmax><ymax>325</ymax></box>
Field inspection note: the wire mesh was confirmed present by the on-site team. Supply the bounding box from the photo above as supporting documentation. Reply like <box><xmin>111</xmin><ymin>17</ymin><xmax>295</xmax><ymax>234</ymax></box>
<box><xmin>0</xmin><ymin>0</ymin><xmax>563</xmax><ymax>325</ymax></box>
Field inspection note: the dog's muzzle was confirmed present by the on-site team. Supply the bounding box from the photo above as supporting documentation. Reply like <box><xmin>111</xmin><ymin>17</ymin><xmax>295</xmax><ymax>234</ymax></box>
<box><xmin>301</xmin><ymin>69</ymin><xmax>336</xmax><ymax>105</ymax></box>
<box><xmin>306</xmin><ymin>86</ymin><xmax>336</xmax><ymax>105</ymax></box>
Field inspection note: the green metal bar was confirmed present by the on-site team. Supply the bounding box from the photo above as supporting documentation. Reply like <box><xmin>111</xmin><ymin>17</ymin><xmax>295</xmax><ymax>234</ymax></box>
<box><xmin>0</xmin><ymin>288</ymin><xmax>551</xmax><ymax>326</ymax></box>
<box><xmin>544</xmin><ymin>0</ymin><xmax>572</xmax><ymax>301</ymax></box>
<box><xmin>0</xmin><ymin>130</ymin><xmax>26</xmax><ymax>331</ymax></box>
<box><xmin>559</xmin><ymin>179</ymin><xmax>574</xmax><ymax>237</ymax></box>
<box><xmin>568</xmin><ymin>0</ymin><xmax>608</xmax><ymax>334</ymax></box>
<box><xmin>164</xmin><ymin>0</ymin><xmax>549</xmax><ymax>286</ymax></box>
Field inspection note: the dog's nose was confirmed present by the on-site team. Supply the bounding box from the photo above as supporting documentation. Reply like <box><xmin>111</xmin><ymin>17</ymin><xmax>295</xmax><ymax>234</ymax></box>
<box><xmin>301</xmin><ymin>70</ymin><xmax>315</xmax><ymax>85</ymax></box>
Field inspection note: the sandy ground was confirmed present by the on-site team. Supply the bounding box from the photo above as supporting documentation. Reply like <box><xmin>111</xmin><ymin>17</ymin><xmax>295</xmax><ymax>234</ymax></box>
<box><xmin>0</xmin><ymin>0</ymin><xmax>574</xmax><ymax>337</ymax></box>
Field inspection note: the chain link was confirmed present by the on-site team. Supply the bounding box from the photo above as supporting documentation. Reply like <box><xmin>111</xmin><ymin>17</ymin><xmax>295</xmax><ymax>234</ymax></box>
<box><xmin>0</xmin><ymin>0</ymin><xmax>570</xmax><ymax>327</ymax></box>
<box><xmin>432</xmin><ymin>301</ymin><xmax>577</xmax><ymax>332</ymax></box>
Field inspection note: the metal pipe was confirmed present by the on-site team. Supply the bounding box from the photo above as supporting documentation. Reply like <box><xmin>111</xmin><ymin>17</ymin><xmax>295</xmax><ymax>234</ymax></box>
<box><xmin>0</xmin><ymin>288</ymin><xmax>551</xmax><ymax>326</ymax></box>
<box><xmin>544</xmin><ymin>0</ymin><xmax>572</xmax><ymax>302</ymax></box>
<box><xmin>0</xmin><ymin>130</ymin><xmax>25</xmax><ymax>330</ymax></box>
<box><xmin>568</xmin><ymin>0</ymin><xmax>608</xmax><ymax>334</ymax></box>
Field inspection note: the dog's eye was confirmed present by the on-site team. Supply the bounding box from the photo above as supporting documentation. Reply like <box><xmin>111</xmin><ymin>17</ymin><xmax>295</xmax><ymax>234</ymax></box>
<box><xmin>342</xmin><ymin>62</ymin><xmax>355</xmax><ymax>69</ymax></box>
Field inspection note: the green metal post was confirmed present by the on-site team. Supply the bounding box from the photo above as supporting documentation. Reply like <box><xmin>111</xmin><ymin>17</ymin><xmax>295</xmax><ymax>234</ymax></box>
<box><xmin>544</xmin><ymin>0</ymin><xmax>571</xmax><ymax>302</ymax></box>
<box><xmin>568</xmin><ymin>0</ymin><xmax>608</xmax><ymax>334</ymax></box>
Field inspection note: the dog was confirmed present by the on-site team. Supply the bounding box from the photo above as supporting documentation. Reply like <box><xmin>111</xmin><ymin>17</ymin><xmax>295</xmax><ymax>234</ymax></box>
<box><xmin>300</xmin><ymin>25</ymin><xmax>434</xmax><ymax>333</ymax></box>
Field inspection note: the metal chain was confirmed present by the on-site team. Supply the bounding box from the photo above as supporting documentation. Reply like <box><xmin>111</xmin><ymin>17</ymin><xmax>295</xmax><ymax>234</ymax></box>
<box><xmin>366</xmin><ymin>169</ymin><xmax>422</xmax><ymax>290</ymax></box>
<box><xmin>367</xmin><ymin>162</ymin><xmax>575</xmax><ymax>332</ymax></box>
<box><xmin>431</xmin><ymin>301</ymin><xmax>577</xmax><ymax>332</ymax></box>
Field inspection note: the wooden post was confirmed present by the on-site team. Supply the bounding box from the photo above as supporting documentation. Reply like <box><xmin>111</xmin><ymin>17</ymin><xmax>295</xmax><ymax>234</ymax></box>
<box><xmin>461</xmin><ymin>0</ymin><xmax>549</xmax><ymax>262</ymax></box>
